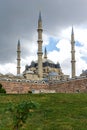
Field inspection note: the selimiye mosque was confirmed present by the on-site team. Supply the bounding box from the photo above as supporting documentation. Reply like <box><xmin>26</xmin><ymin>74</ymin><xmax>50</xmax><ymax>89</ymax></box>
<box><xmin>0</xmin><ymin>12</ymin><xmax>79</xmax><ymax>81</ymax></box>
<box><xmin>16</xmin><ymin>12</ymin><xmax>76</xmax><ymax>81</ymax></box>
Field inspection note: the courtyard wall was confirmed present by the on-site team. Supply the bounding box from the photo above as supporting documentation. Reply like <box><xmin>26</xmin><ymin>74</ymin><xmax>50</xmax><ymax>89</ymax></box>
<box><xmin>0</xmin><ymin>77</ymin><xmax>87</xmax><ymax>93</ymax></box>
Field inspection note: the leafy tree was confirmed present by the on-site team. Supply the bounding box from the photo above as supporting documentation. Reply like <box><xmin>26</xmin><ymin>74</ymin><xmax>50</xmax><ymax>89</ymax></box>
<box><xmin>8</xmin><ymin>101</ymin><xmax>38</xmax><ymax>130</ymax></box>
<box><xmin>0</xmin><ymin>83</ymin><xmax>6</xmax><ymax>93</ymax></box>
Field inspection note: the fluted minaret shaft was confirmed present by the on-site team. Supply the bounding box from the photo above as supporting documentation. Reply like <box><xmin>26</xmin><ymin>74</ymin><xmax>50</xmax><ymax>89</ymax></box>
<box><xmin>17</xmin><ymin>40</ymin><xmax>21</xmax><ymax>75</ymax></box>
<box><xmin>71</xmin><ymin>27</ymin><xmax>76</xmax><ymax>78</ymax></box>
<box><xmin>37</xmin><ymin>12</ymin><xmax>43</xmax><ymax>78</ymax></box>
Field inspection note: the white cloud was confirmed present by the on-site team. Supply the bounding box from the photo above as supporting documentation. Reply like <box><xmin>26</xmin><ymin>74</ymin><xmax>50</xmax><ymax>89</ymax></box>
<box><xmin>43</xmin><ymin>33</ymin><xmax>49</xmax><ymax>46</ymax></box>
<box><xmin>0</xmin><ymin>63</ymin><xmax>16</xmax><ymax>75</ymax></box>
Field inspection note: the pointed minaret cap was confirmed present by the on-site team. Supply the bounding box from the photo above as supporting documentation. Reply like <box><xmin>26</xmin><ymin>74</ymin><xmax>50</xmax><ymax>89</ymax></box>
<box><xmin>38</xmin><ymin>11</ymin><xmax>42</xmax><ymax>21</ymax></box>
<box><xmin>44</xmin><ymin>47</ymin><xmax>47</xmax><ymax>59</ymax></box>
<box><xmin>71</xmin><ymin>26</ymin><xmax>74</xmax><ymax>35</ymax></box>
<box><xmin>18</xmin><ymin>39</ymin><xmax>20</xmax><ymax>46</ymax></box>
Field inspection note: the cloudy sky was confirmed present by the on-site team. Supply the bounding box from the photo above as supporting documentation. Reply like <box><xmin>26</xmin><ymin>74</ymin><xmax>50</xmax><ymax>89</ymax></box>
<box><xmin>0</xmin><ymin>0</ymin><xmax>87</xmax><ymax>77</ymax></box>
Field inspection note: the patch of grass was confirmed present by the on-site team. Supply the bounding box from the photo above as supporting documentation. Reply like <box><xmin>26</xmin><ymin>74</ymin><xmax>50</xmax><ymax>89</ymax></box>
<box><xmin>0</xmin><ymin>93</ymin><xmax>87</xmax><ymax>130</ymax></box>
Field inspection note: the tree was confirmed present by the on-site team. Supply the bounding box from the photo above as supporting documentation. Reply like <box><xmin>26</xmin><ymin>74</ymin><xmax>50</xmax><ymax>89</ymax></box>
<box><xmin>0</xmin><ymin>83</ymin><xmax>6</xmax><ymax>93</ymax></box>
<box><xmin>8</xmin><ymin>101</ymin><xmax>38</xmax><ymax>130</ymax></box>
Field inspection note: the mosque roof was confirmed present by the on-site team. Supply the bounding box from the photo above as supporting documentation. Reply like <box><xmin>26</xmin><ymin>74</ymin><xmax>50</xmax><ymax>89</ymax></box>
<box><xmin>0</xmin><ymin>73</ymin><xmax>3</xmax><ymax>76</ymax></box>
<box><xmin>16</xmin><ymin>74</ymin><xmax>23</xmax><ymax>77</ymax></box>
<box><xmin>25</xmin><ymin>70</ymin><xmax>34</xmax><ymax>74</ymax></box>
<box><xmin>29</xmin><ymin>57</ymin><xmax>60</xmax><ymax>69</ymax></box>
<box><xmin>43</xmin><ymin>58</ymin><xmax>54</xmax><ymax>64</ymax></box>
<box><xmin>48</xmin><ymin>72</ymin><xmax>59</xmax><ymax>76</ymax></box>
<box><xmin>5</xmin><ymin>73</ymin><xmax>14</xmax><ymax>77</ymax></box>
<box><xmin>34</xmin><ymin>58</ymin><xmax>54</xmax><ymax>64</ymax></box>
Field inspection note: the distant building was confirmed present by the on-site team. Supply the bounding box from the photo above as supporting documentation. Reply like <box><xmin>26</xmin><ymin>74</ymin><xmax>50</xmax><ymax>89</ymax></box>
<box><xmin>80</xmin><ymin>70</ymin><xmax>87</xmax><ymax>76</ymax></box>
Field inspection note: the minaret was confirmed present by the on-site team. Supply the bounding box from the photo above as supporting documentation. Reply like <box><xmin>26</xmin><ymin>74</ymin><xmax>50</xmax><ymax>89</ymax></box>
<box><xmin>71</xmin><ymin>27</ymin><xmax>76</xmax><ymax>78</ymax></box>
<box><xmin>37</xmin><ymin>12</ymin><xmax>43</xmax><ymax>78</ymax></box>
<box><xmin>44</xmin><ymin>47</ymin><xmax>47</xmax><ymax>59</ymax></box>
<box><xmin>17</xmin><ymin>40</ymin><xmax>21</xmax><ymax>75</ymax></box>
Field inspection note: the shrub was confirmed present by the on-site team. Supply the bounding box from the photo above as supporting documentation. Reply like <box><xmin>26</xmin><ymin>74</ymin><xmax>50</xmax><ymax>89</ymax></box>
<box><xmin>0</xmin><ymin>83</ymin><xmax>6</xmax><ymax>93</ymax></box>
<box><xmin>28</xmin><ymin>90</ymin><xmax>32</xmax><ymax>93</ymax></box>
<box><xmin>7</xmin><ymin>101</ymin><xmax>38</xmax><ymax>130</ymax></box>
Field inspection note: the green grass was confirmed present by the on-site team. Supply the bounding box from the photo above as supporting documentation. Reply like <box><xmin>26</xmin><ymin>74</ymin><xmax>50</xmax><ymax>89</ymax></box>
<box><xmin>0</xmin><ymin>93</ymin><xmax>87</xmax><ymax>130</ymax></box>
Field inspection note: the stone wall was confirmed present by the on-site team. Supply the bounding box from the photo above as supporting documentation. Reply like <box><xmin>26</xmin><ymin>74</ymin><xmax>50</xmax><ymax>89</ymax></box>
<box><xmin>0</xmin><ymin>77</ymin><xmax>87</xmax><ymax>93</ymax></box>
<box><xmin>49</xmin><ymin>78</ymin><xmax>87</xmax><ymax>93</ymax></box>
<box><xmin>0</xmin><ymin>80</ymin><xmax>49</xmax><ymax>94</ymax></box>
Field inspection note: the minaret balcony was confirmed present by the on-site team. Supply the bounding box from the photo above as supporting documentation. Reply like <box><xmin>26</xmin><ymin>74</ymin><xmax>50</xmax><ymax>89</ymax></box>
<box><xmin>71</xmin><ymin>50</ymin><xmax>75</xmax><ymax>53</ymax></box>
<box><xmin>71</xmin><ymin>60</ymin><xmax>76</xmax><ymax>62</ymax></box>
<box><xmin>17</xmin><ymin>66</ymin><xmax>21</xmax><ymax>68</ymax></box>
<box><xmin>37</xmin><ymin>28</ymin><xmax>43</xmax><ymax>31</ymax></box>
<box><xmin>17</xmin><ymin>58</ymin><xmax>21</xmax><ymax>60</ymax></box>
<box><xmin>37</xmin><ymin>39</ymin><xmax>43</xmax><ymax>42</ymax></box>
<box><xmin>37</xmin><ymin>52</ymin><xmax>43</xmax><ymax>55</ymax></box>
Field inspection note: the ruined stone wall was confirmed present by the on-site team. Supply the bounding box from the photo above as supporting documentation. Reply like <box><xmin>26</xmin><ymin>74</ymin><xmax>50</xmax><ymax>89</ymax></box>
<box><xmin>0</xmin><ymin>77</ymin><xmax>87</xmax><ymax>94</ymax></box>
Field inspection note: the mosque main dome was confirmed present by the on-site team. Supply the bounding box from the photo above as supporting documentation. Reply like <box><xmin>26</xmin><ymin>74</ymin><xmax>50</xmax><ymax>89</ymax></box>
<box><xmin>23</xmin><ymin>47</ymin><xmax>63</xmax><ymax>80</ymax></box>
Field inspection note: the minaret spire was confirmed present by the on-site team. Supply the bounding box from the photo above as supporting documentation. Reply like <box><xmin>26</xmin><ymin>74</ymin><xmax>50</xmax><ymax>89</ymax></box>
<box><xmin>37</xmin><ymin>12</ymin><xmax>43</xmax><ymax>78</ymax></box>
<box><xmin>72</xmin><ymin>26</ymin><xmax>74</xmax><ymax>35</ymax></box>
<box><xmin>38</xmin><ymin>11</ymin><xmax>42</xmax><ymax>21</ymax></box>
<box><xmin>17</xmin><ymin>40</ymin><xmax>21</xmax><ymax>75</ymax></box>
<box><xmin>71</xmin><ymin>26</ymin><xmax>76</xmax><ymax>78</ymax></box>
<box><xmin>44</xmin><ymin>47</ymin><xmax>47</xmax><ymax>59</ymax></box>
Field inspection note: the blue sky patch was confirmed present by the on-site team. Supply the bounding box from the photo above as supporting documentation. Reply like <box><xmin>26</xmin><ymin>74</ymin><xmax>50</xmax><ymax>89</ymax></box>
<box><xmin>45</xmin><ymin>37</ymin><xmax>60</xmax><ymax>52</ymax></box>
<box><xmin>81</xmin><ymin>56</ymin><xmax>87</xmax><ymax>62</ymax></box>
<box><xmin>75</xmin><ymin>41</ymin><xmax>83</xmax><ymax>47</ymax></box>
